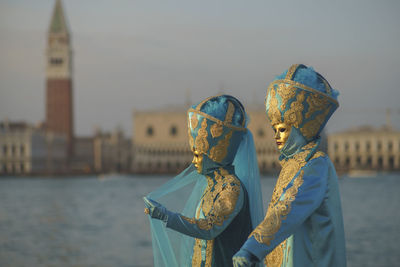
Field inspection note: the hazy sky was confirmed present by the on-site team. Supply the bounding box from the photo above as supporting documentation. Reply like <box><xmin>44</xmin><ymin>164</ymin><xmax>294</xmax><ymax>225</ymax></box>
<box><xmin>1</xmin><ymin>0</ymin><xmax>400</xmax><ymax>136</ymax></box>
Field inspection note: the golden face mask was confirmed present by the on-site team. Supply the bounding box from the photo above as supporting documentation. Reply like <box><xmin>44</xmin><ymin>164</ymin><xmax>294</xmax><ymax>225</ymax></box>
<box><xmin>273</xmin><ymin>123</ymin><xmax>292</xmax><ymax>150</ymax></box>
<box><xmin>192</xmin><ymin>149</ymin><xmax>203</xmax><ymax>174</ymax></box>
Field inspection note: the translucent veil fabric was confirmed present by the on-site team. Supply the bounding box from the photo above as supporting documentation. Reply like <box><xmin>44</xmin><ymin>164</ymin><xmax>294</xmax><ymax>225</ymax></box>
<box><xmin>146</xmin><ymin>130</ymin><xmax>264</xmax><ymax>266</ymax></box>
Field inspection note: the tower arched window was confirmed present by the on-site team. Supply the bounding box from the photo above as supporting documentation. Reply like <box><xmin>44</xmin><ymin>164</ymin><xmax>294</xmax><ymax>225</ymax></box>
<box><xmin>50</xmin><ymin>58</ymin><xmax>63</xmax><ymax>65</ymax></box>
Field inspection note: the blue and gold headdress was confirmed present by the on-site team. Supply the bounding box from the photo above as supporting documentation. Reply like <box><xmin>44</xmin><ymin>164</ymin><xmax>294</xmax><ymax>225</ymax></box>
<box><xmin>266</xmin><ymin>64</ymin><xmax>339</xmax><ymax>141</ymax></box>
<box><xmin>188</xmin><ymin>95</ymin><xmax>247</xmax><ymax>165</ymax></box>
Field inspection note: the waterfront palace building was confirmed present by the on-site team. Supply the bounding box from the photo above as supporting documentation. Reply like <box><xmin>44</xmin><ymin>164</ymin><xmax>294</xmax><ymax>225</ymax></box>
<box><xmin>328</xmin><ymin>125</ymin><xmax>400</xmax><ymax>173</ymax></box>
<box><xmin>131</xmin><ymin>106</ymin><xmax>400</xmax><ymax>175</ymax></box>
<box><xmin>131</xmin><ymin>105</ymin><xmax>281</xmax><ymax>174</ymax></box>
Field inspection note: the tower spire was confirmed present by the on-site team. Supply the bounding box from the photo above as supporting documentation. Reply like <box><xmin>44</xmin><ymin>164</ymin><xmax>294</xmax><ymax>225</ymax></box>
<box><xmin>49</xmin><ymin>0</ymin><xmax>69</xmax><ymax>35</ymax></box>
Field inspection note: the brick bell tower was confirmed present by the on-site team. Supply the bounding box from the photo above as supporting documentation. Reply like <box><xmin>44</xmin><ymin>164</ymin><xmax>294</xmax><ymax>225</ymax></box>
<box><xmin>46</xmin><ymin>0</ymin><xmax>74</xmax><ymax>157</ymax></box>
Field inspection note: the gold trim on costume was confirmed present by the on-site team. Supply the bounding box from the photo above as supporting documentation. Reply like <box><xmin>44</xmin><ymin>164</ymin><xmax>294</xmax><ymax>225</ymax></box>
<box><xmin>209</xmin><ymin>131</ymin><xmax>233</xmax><ymax>162</ymax></box>
<box><xmin>269</xmin><ymin>80</ymin><xmax>339</xmax><ymax>107</ymax></box>
<box><xmin>185</xmin><ymin>169</ymin><xmax>241</xmax><ymax>231</ymax></box>
<box><xmin>285</xmin><ymin>64</ymin><xmax>301</xmax><ymax>80</ymax></box>
<box><xmin>194</xmin><ymin>119</ymin><xmax>209</xmax><ymax>154</ymax></box>
<box><xmin>277</xmin><ymin>83</ymin><xmax>296</xmax><ymax>111</ymax></box>
<box><xmin>300</xmin><ymin>106</ymin><xmax>331</xmax><ymax>139</ymax></box>
<box><xmin>196</xmin><ymin>95</ymin><xmax>217</xmax><ymax>111</ymax></box>
<box><xmin>210</xmin><ymin>122</ymin><xmax>223</xmax><ymax>138</ymax></box>
<box><xmin>283</xmin><ymin>91</ymin><xmax>305</xmax><ymax>128</ymax></box>
<box><xmin>305</xmin><ymin>93</ymin><xmax>328</xmax><ymax>119</ymax></box>
<box><xmin>188</xmin><ymin>128</ymin><xmax>194</xmax><ymax>149</ymax></box>
<box><xmin>265</xmin><ymin>240</ymin><xmax>286</xmax><ymax>267</ymax></box>
<box><xmin>267</xmin><ymin>88</ymin><xmax>282</xmax><ymax>126</ymax></box>
<box><xmin>190</xmin><ymin>112</ymin><xmax>199</xmax><ymax>129</ymax></box>
<box><xmin>188</xmin><ymin>108</ymin><xmax>246</xmax><ymax>131</ymax></box>
<box><xmin>224</xmin><ymin>101</ymin><xmax>235</xmax><ymax>123</ymax></box>
<box><xmin>249</xmin><ymin>143</ymin><xmax>325</xmax><ymax>246</ymax></box>
<box><xmin>190</xmin><ymin>169</ymin><xmax>241</xmax><ymax>266</ymax></box>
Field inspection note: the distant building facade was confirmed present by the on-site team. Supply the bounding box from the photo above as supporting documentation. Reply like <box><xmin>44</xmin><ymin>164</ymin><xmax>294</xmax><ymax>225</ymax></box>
<box><xmin>328</xmin><ymin>126</ymin><xmax>400</xmax><ymax>172</ymax></box>
<box><xmin>131</xmin><ymin>106</ymin><xmax>280</xmax><ymax>174</ymax></box>
<box><xmin>247</xmin><ymin>109</ymin><xmax>280</xmax><ymax>173</ymax></box>
<box><xmin>94</xmin><ymin>128</ymin><xmax>132</xmax><ymax>173</ymax></box>
<box><xmin>69</xmin><ymin>137</ymin><xmax>94</xmax><ymax>174</ymax></box>
<box><xmin>132</xmin><ymin>108</ymin><xmax>192</xmax><ymax>174</ymax></box>
<box><xmin>0</xmin><ymin>121</ymin><xmax>68</xmax><ymax>175</ymax></box>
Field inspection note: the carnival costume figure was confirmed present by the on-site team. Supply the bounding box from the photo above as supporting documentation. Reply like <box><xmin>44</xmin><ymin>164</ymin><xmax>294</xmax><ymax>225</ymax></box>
<box><xmin>144</xmin><ymin>95</ymin><xmax>264</xmax><ymax>267</ymax></box>
<box><xmin>233</xmin><ymin>64</ymin><xmax>346</xmax><ymax>267</ymax></box>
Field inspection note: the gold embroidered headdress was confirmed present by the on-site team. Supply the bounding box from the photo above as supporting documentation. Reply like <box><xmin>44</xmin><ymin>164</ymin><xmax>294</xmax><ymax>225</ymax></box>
<box><xmin>188</xmin><ymin>95</ymin><xmax>247</xmax><ymax>164</ymax></box>
<box><xmin>266</xmin><ymin>64</ymin><xmax>339</xmax><ymax>141</ymax></box>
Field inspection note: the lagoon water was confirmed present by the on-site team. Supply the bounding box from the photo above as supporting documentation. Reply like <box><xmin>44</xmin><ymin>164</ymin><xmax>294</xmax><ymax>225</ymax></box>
<box><xmin>0</xmin><ymin>173</ymin><xmax>399</xmax><ymax>267</ymax></box>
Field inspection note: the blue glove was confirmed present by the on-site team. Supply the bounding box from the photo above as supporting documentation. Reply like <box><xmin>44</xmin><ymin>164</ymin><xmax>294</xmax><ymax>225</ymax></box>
<box><xmin>232</xmin><ymin>249</ymin><xmax>258</xmax><ymax>267</ymax></box>
<box><xmin>143</xmin><ymin>197</ymin><xmax>170</xmax><ymax>222</ymax></box>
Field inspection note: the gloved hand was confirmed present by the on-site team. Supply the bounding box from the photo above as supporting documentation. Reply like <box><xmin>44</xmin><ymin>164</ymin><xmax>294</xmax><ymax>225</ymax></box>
<box><xmin>143</xmin><ymin>197</ymin><xmax>169</xmax><ymax>222</ymax></box>
<box><xmin>232</xmin><ymin>249</ymin><xmax>258</xmax><ymax>267</ymax></box>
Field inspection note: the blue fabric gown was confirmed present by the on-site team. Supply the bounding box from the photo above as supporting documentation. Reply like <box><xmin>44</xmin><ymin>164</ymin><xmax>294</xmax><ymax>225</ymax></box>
<box><xmin>166</xmin><ymin>166</ymin><xmax>253</xmax><ymax>267</ymax></box>
<box><xmin>241</xmin><ymin>130</ymin><xmax>347</xmax><ymax>267</ymax></box>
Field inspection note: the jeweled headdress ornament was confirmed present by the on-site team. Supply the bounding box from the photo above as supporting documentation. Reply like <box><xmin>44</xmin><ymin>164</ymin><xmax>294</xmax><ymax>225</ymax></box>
<box><xmin>266</xmin><ymin>64</ymin><xmax>339</xmax><ymax>141</ymax></box>
<box><xmin>188</xmin><ymin>95</ymin><xmax>247</xmax><ymax>165</ymax></box>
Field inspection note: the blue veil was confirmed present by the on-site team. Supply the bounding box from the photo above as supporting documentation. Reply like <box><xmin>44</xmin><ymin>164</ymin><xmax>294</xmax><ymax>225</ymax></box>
<box><xmin>146</xmin><ymin>128</ymin><xmax>263</xmax><ymax>266</ymax></box>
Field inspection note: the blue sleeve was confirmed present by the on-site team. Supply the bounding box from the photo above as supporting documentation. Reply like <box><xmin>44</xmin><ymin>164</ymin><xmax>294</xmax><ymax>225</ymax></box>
<box><xmin>241</xmin><ymin>156</ymin><xmax>328</xmax><ymax>260</ymax></box>
<box><xmin>165</xmin><ymin>183</ymin><xmax>244</xmax><ymax>240</ymax></box>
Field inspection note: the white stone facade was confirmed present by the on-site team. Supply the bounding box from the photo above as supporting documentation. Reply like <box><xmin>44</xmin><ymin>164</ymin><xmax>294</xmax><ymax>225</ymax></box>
<box><xmin>328</xmin><ymin>126</ymin><xmax>400</xmax><ymax>172</ymax></box>
<box><xmin>0</xmin><ymin>121</ymin><xmax>67</xmax><ymax>175</ymax></box>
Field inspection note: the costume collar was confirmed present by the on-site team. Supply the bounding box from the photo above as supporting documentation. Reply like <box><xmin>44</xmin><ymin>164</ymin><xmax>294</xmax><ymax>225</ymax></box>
<box><xmin>279</xmin><ymin>126</ymin><xmax>321</xmax><ymax>163</ymax></box>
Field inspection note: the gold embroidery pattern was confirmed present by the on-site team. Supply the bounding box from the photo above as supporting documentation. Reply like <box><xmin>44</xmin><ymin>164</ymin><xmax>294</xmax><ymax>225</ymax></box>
<box><xmin>188</xmin><ymin>108</ymin><xmax>246</xmax><ymax>131</ymax></box>
<box><xmin>300</xmin><ymin>106</ymin><xmax>331</xmax><ymax>140</ymax></box>
<box><xmin>250</xmin><ymin>170</ymin><xmax>305</xmax><ymax>246</ymax></box>
<box><xmin>190</xmin><ymin>113</ymin><xmax>199</xmax><ymax>129</ymax></box>
<box><xmin>265</xmin><ymin>240</ymin><xmax>286</xmax><ymax>267</ymax></box>
<box><xmin>277</xmin><ymin>83</ymin><xmax>296</xmax><ymax>111</ymax></box>
<box><xmin>188</xmin><ymin>128</ymin><xmax>194</xmax><ymax>149</ymax></box>
<box><xmin>192</xmin><ymin>239</ymin><xmax>203</xmax><ymax>267</ymax></box>
<box><xmin>181</xmin><ymin>215</ymin><xmax>196</xmax><ymax>224</ymax></box>
<box><xmin>267</xmin><ymin>88</ymin><xmax>282</xmax><ymax>126</ymax></box>
<box><xmin>191</xmin><ymin>238</ymin><xmax>214</xmax><ymax>267</ymax></box>
<box><xmin>187</xmin><ymin>169</ymin><xmax>241</xmax><ymax>231</ymax></box>
<box><xmin>250</xmin><ymin>143</ymin><xmax>324</xmax><ymax>246</ymax></box>
<box><xmin>194</xmin><ymin>119</ymin><xmax>209</xmax><ymax>154</ymax></box>
<box><xmin>283</xmin><ymin>91</ymin><xmax>305</xmax><ymax>128</ymax></box>
<box><xmin>269</xmin><ymin>79</ymin><xmax>338</xmax><ymax>107</ymax></box>
<box><xmin>198</xmin><ymin>171</ymin><xmax>240</xmax><ymax>230</ymax></box>
<box><xmin>210</xmin><ymin>122</ymin><xmax>223</xmax><ymax>138</ymax></box>
<box><xmin>205</xmin><ymin>240</ymin><xmax>214</xmax><ymax>267</ymax></box>
<box><xmin>224</xmin><ymin>102</ymin><xmax>235</xmax><ymax>123</ymax></box>
<box><xmin>190</xmin><ymin>169</ymin><xmax>240</xmax><ymax>267</ymax></box>
<box><xmin>285</xmin><ymin>64</ymin><xmax>300</xmax><ymax>80</ymax></box>
<box><xmin>209</xmin><ymin>131</ymin><xmax>233</xmax><ymax>163</ymax></box>
<box><xmin>305</xmin><ymin>93</ymin><xmax>328</xmax><ymax>119</ymax></box>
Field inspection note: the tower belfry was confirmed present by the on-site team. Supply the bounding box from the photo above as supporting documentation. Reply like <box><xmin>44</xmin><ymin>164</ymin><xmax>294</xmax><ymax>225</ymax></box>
<box><xmin>46</xmin><ymin>0</ymin><xmax>74</xmax><ymax>156</ymax></box>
